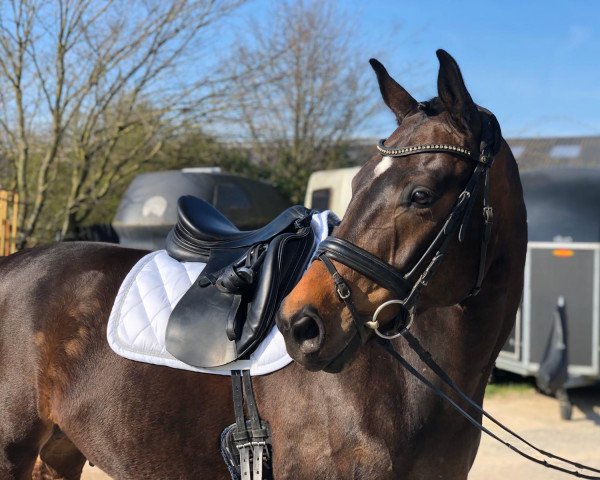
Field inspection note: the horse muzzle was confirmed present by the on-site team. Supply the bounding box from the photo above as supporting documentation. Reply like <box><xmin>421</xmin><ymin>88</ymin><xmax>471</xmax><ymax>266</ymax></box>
<box><xmin>290</xmin><ymin>311</ymin><xmax>325</xmax><ymax>356</ymax></box>
<box><xmin>277</xmin><ymin>305</ymin><xmax>366</xmax><ymax>372</ymax></box>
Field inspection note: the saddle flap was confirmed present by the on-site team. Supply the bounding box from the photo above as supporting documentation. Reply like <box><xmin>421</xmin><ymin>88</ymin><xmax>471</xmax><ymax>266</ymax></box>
<box><xmin>236</xmin><ymin>228</ymin><xmax>317</xmax><ymax>357</ymax></box>
<box><xmin>165</xmin><ymin>280</ymin><xmax>241</xmax><ymax>368</ymax></box>
<box><xmin>165</xmin><ymin>226</ymin><xmax>316</xmax><ymax>369</ymax></box>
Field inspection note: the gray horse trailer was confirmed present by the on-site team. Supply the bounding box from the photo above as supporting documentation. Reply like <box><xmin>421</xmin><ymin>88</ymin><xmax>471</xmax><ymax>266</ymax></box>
<box><xmin>113</xmin><ymin>168</ymin><xmax>291</xmax><ymax>251</ymax></box>
<box><xmin>496</xmin><ymin>168</ymin><xmax>600</xmax><ymax>388</ymax></box>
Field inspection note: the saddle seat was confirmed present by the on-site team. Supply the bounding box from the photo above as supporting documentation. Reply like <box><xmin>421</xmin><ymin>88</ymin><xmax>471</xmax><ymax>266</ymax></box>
<box><xmin>165</xmin><ymin>195</ymin><xmax>320</xmax><ymax>369</ymax></box>
<box><xmin>166</xmin><ymin>195</ymin><xmax>312</xmax><ymax>262</ymax></box>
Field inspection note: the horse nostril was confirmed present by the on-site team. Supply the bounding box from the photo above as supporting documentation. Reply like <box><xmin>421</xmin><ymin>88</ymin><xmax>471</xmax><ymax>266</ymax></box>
<box><xmin>292</xmin><ymin>315</ymin><xmax>324</xmax><ymax>355</ymax></box>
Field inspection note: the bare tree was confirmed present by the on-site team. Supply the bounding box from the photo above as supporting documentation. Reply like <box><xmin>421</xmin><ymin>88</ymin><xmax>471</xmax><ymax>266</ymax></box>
<box><xmin>225</xmin><ymin>0</ymin><xmax>376</xmax><ymax>202</ymax></box>
<box><xmin>0</xmin><ymin>0</ymin><xmax>244</xmax><ymax>246</ymax></box>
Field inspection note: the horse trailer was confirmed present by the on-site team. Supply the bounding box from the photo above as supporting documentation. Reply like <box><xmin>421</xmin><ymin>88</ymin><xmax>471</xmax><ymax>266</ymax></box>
<box><xmin>305</xmin><ymin>166</ymin><xmax>360</xmax><ymax>217</ymax></box>
<box><xmin>305</xmin><ymin>166</ymin><xmax>600</xmax><ymax>388</ymax></box>
<box><xmin>113</xmin><ymin>168</ymin><xmax>291</xmax><ymax>251</ymax></box>
<box><xmin>496</xmin><ymin>168</ymin><xmax>600</xmax><ymax>388</ymax></box>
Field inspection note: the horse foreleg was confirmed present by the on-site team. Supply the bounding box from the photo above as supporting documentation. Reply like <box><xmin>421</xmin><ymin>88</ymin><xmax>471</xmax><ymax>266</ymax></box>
<box><xmin>31</xmin><ymin>427</ymin><xmax>87</xmax><ymax>480</ymax></box>
<box><xmin>0</xmin><ymin>394</ymin><xmax>50</xmax><ymax>480</ymax></box>
<box><xmin>0</xmin><ymin>330</ymin><xmax>53</xmax><ymax>479</ymax></box>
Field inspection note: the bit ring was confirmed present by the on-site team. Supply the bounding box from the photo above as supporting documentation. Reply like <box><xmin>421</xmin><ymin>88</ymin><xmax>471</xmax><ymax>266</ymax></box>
<box><xmin>367</xmin><ymin>299</ymin><xmax>412</xmax><ymax>339</ymax></box>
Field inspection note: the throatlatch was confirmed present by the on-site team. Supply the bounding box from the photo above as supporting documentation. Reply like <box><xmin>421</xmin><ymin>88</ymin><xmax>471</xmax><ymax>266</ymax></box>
<box><xmin>221</xmin><ymin>370</ymin><xmax>272</xmax><ymax>480</ymax></box>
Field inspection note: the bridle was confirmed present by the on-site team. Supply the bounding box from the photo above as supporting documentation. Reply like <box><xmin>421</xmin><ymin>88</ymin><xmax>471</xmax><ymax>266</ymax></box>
<box><xmin>316</xmin><ymin>133</ymin><xmax>495</xmax><ymax>342</ymax></box>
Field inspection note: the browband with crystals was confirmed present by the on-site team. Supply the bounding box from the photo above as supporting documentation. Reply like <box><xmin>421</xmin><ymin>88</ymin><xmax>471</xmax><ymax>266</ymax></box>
<box><xmin>377</xmin><ymin>139</ymin><xmax>474</xmax><ymax>162</ymax></box>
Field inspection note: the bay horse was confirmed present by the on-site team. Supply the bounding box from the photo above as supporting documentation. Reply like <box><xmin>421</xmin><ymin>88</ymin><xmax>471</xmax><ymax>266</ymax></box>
<box><xmin>0</xmin><ymin>49</ymin><xmax>526</xmax><ymax>480</ymax></box>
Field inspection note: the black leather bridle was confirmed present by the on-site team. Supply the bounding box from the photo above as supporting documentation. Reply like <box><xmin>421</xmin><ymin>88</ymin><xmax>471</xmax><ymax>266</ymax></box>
<box><xmin>316</xmin><ymin>136</ymin><xmax>494</xmax><ymax>342</ymax></box>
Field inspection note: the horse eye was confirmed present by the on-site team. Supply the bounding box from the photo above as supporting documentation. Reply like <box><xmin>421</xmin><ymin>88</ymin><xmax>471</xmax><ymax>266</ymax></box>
<box><xmin>410</xmin><ymin>189</ymin><xmax>433</xmax><ymax>206</ymax></box>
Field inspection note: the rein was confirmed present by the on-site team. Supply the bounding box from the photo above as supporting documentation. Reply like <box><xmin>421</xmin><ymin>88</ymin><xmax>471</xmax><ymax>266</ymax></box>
<box><xmin>380</xmin><ymin>336</ymin><xmax>600</xmax><ymax>479</ymax></box>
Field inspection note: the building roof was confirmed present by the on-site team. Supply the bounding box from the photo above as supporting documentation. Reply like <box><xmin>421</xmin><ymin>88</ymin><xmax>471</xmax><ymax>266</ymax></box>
<box><xmin>506</xmin><ymin>136</ymin><xmax>600</xmax><ymax>170</ymax></box>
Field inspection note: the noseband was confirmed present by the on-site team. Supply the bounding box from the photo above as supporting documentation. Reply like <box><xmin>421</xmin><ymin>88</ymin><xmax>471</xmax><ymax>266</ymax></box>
<box><xmin>316</xmin><ymin>138</ymin><xmax>495</xmax><ymax>341</ymax></box>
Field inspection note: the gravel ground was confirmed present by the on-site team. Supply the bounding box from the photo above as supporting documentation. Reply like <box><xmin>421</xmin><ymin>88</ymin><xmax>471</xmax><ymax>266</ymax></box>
<box><xmin>470</xmin><ymin>385</ymin><xmax>600</xmax><ymax>479</ymax></box>
<box><xmin>81</xmin><ymin>386</ymin><xmax>600</xmax><ymax>479</ymax></box>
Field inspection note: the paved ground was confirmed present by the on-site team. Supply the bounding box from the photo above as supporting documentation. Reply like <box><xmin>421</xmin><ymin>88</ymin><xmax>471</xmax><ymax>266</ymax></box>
<box><xmin>81</xmin><ymin>386</ymin><xmax>600</xmax><ymax>479</ymax></box>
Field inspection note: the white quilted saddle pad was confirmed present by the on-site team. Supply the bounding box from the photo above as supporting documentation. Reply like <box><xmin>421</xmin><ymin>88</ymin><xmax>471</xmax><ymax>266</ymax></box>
<box><xmin>107</xmin><ymin>210</ymin><xmax>334</xmax><ymax>376</ymax></box>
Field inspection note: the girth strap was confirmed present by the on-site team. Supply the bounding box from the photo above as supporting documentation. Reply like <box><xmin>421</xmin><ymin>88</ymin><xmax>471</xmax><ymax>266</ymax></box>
<box><xmin>229</xmin><ymin>370</ymin><xmax>272</xmax><ymax>480</ymax></box>
<box><xmin>231</xmin><ymin>371</ymin><xmax>251</xmax><ymax>478</ymax></box>
<box><xmin>242</xmin><ymin>373</ymin><xmax>267</xmax><ymax>479</ymax></box>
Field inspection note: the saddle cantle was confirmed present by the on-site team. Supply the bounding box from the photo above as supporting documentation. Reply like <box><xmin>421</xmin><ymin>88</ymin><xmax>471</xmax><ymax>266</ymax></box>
<box><xmin>166</xmin><ymin>195</ymin><xmax>313</xmax><ymax>262</ymax></box>
<box><xmin>165</xmin><ymin>196</ymin><xmax>318</xmax><ymax>368</ymax></box>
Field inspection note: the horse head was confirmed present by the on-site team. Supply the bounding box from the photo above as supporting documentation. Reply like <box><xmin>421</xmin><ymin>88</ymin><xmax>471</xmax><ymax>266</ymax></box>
<box><xmin>277</xmin><ymin>50</ymin><xmax>527</xmax><ymax>373</ymax></box>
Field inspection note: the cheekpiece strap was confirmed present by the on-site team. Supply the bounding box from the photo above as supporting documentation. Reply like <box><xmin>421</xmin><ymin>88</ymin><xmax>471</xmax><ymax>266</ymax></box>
<box><xmin>318</xmin><ymin>253</ymin><xmax>371</xmax><ymax>343</ymax></box>
<box><xmin>478</xmin><ymin>146</ymin><xmax>494</xmax><ymax>168</ymax></box>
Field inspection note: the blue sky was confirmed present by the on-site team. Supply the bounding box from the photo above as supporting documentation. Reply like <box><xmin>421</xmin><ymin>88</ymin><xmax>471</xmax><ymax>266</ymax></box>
<box><xmin>234</xmin><ymin>0</ymin><xmax>600</xmax><ymax>140</ymax></box>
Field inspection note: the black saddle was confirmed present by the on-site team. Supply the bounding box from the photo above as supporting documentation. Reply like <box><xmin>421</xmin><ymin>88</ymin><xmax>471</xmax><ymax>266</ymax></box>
<box><xmin>165</xmin><ymin>196</ymin><xmax>318</xmax><ymax>368</ymax></box>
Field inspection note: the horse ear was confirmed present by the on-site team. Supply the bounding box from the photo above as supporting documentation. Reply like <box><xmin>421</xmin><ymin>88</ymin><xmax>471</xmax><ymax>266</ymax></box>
<box><xmin>436</xmin><ymin>49</ymin><xmax>478</xmax><ymax>132</ymax></box>
<box><xmin>369</xmin><ymin>58</ymin><xmax>417</xmax><ymax>124</ymax></box>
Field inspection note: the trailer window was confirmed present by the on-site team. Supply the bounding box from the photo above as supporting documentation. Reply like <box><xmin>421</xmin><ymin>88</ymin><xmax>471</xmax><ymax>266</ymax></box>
<box><xmin>311</xmin><ymin>189</ymin><xmax>331</xmax><ymax>211</ymax></box>
<box><xmin>215</xmin><ymin>182</ymin><xmax>251</xmax><ymax>210</ymax></box>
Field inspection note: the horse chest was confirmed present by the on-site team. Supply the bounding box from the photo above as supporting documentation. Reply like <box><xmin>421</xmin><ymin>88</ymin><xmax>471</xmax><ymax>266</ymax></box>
<box><xmin>271</xmin><ymin>430</ymin><xmax>394</xmax><ymax>480</ymax></box>
<box><xmin>254</xmin><ymin>366</ymin><xmax>400</xmax><ymax>479</ymax></box>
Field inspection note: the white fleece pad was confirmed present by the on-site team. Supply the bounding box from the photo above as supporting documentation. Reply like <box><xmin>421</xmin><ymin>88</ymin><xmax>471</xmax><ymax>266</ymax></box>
<box><xmin>107</xmin><ymin>211</ymin><xmax>334</xmax><ymax>376</ymax></box>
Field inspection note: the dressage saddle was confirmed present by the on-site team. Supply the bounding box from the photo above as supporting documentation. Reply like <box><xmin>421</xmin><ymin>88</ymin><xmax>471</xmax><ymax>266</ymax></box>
<box><xmin>165</xmin><ymin>195</ymin><xmax>316</xmax><ymax>368</ymax></box>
